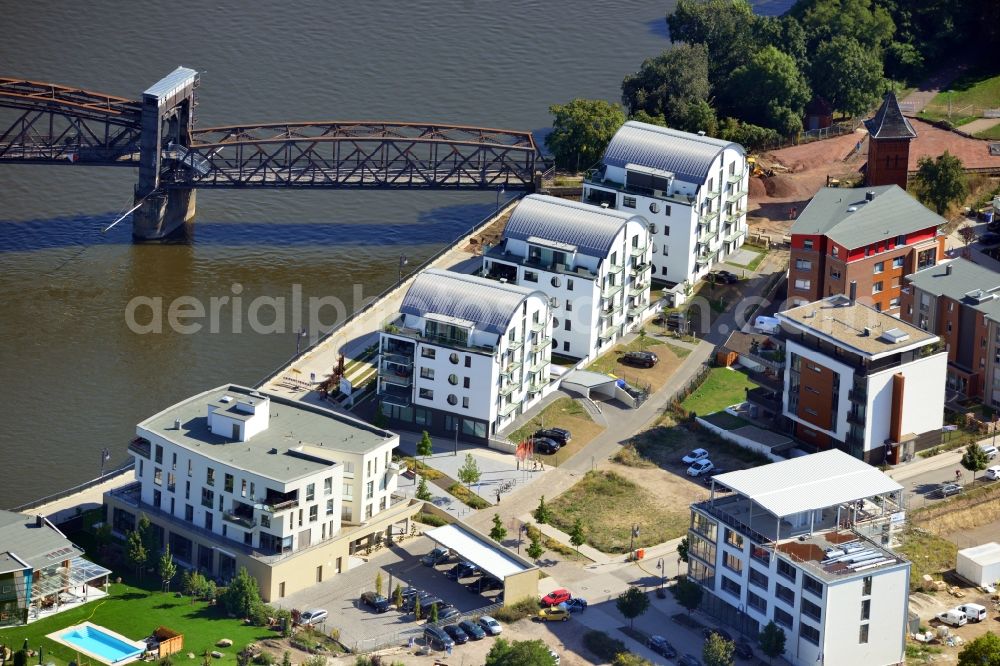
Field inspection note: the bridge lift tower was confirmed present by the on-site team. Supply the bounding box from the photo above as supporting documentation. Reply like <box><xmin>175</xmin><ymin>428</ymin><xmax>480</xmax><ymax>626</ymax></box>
<box><xmin>134</xmin><ymin>67</ymin><xmax>198</xmax><ymax>239</ymax></box>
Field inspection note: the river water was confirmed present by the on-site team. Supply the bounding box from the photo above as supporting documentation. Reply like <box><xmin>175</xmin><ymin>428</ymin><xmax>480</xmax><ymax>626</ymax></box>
<box><xmin>0</xmin><ymin>0</ymin><xmax>790</xmax><ymax>507</ymax></box>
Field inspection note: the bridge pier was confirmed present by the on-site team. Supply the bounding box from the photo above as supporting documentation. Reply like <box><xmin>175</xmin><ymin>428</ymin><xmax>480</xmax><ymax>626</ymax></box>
<box><xmin>132</xmin><ymin>188</ymin><xmax>196</xmax><ymax>241</ymax></box>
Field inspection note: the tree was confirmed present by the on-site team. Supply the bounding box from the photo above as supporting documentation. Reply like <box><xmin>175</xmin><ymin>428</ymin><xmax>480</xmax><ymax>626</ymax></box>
<box><xmin>613</xmin><ymin>654</ymin><xmax>653</xmax><ymax>666</ymax></box>
<box><xmin>717</xmin><ymin>118</ymin><xmax>781</xmax><ymax>152</ymax></box>
<box><xmin>485</xmin><ymin>638</ymin><xmax>557</xmax><ymax>666</ymax></box>
<box><xmin>621</xmin><ymin>44</ymin><xmax>714</xmax><ymax>133</ymax></box>
<box><xmin>533</xmin><ymin>496</ymin><xmax>551</xmax><ymax>524</ymax></box>
<box><xmin>677</xmin><ymin>536</ymin><xmax>690</xmax><ymax>563</ymax></box>
<box><xmin>457</xmin><ymin>453</ymin><xmax>481</xmax><ymax>489</ymax></box>
<box><xmin>759</xmin><ymin>621</ymin><xmax>787</xmax><ymax>663</ymax></box>
<box><xmin>884</xmin><ymin>41</ymin><xmax>924</xmax><ymax>81</ymax></box>
<box><xmin>413</xmin><ymin>595</ymin><xmax>422</xmax><ymax>621</ymax></box>
<box><xmin>220</xmin><ymin>567</ymin><xmax>263</xmax><ymax>619</ymax></box>
<box><xmin>126</xmin><ymin>529</ymin><xmax>148</xmax><ymax>579</ymax></box>
<box><xmin>429</xmin><ymin>602</ymin><xmax>439</xmax><ymax>623</ymax></box>
<box><xmin>158</xmin><ymin>544</ymin><xmax>177</xmax><ymax>593</ymax></box>
<box><xmin>415</xmin><ymin>475</ymin><xmax>433</xmax><ymax>501</ymax></box>
<box><xmin>961</xmin><ymin>443</ymin><xmax>990</xmax><ymax>482</ymax></box>
<box><xmin>490</xmin><ymin>514</ymin><xmax>508</xmax><ymax>543</ymax></box>
<box><xmin>281</xmin><ymin>652</ymin><xmax>291</xmax><ymax>666</ymax></box>
<box><xmin>810</xmin><ymin>36</ymin><xmax>884</xmax><ymax>116</ymax></box>
<box><xmin>372</xmin><ymin>402</ymin><xmax>388</xmax><ymax>429</ymax></box>
<box><xmin>393</xmin><ymin>583</ymin><xmax>403</xmax><ymax>608</ymax></box>
<box><xmin>667</xmin><ymin>0</ymin><xmax>762</xmax><ymax>89</ymax></box>
<box><xmin>727</xmin><ymin>46</ymin><xmax>811</xmax><ymax>135</ymax></box>
<box><xmin>671</xmin><ymin>577</ymin><xmax>703</xmax><ymax>614</ymax></box>
<box><xmin>545</xmin><ymin>99</ymin><xmax>626</xmax><ymax>171</ymax></box>
<box><xmin>615</xmin><ymin>586</ymin><xmax>650</xmax><ymax>629</ymax></box>
<box><xmin>569</xmin><ymin>519</ymin><xmax>585</xmax><ymax>553</ymax></box>
<box><xmin>791</xmin><ymin>0</ymin><xmax>895</xmax><ymax>52</ymax></box>
<box><xmin>703</xmin><ymin>633</ymin><xmax>735</xmax><ymax>666</ymax></box>
<box><xmin>913</xmin><ymin>151</ymin><xmax>968</xmax><ymax>215</ymax></box>
<box><xmin>375</xmin><ymin>571</ymin><xmax>384</xmax><ymax>597</ymax></box>
<box><xmin>958</xmin><ymin>632</ymin><xmax>1000</xmax><ymax>665</ymax></box>
<box><xmin>527</xmin><ymin>535</ymin><xmax>544</xmax><ymax>560</ymax></box>
<box><xmin>416</xmin><ymin>430</ymin><xmax>433</xmax><ymax>459</ymax></box>
<box><xmin>137</xmin><ymin>513</ymin><xmax>157</xmax><ymax>555</ymax></box>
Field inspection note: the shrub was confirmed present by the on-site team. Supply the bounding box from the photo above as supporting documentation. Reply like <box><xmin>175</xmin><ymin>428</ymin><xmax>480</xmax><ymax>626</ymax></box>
<box><xmin>253</xmin><ymin>653</ymin><xmax>275</xmax><ymax>666</ymax></box>
<box><xmin>492</xmin><ymin>597</ymin><xmax>540</xmax><ymax>623</ymax></box>
<box><xmin>413</xmin><ymin>512</ymin><xmax>446</xmax><ymax>527</ymax></box>
<box><xmin>583</xmin><ymin>630</ymin><xmax>627</xmax><ymax>663</ymax></box>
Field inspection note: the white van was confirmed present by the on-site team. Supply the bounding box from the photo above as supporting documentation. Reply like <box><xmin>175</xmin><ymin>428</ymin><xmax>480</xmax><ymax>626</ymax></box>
<box><xmin>754</xmin><ymin>316</ymin><xmax>781</xmax><ymax>334</ymax></box>
<box><xmin>958</xmin><ymin>603</ymin><xmax>987</xmax><ymax>622</ymax></box>
<box><xmin>981</xmin><ymin>445</ymin><xmax>998</xmax><ymax>460</ymax></box>
<box><xmin>937</xmin><ymin>609</ymin><xmax>968</xmax><ymax>627</ymax></box>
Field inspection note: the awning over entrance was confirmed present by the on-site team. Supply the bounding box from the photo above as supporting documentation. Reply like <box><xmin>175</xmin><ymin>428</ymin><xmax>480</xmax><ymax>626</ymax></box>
<box><xmin>561</xmin><ymin>370</ymin><xmax>619</xmax><ymax>401</ymax></box>
<box><xmin>425</xmin><ymin>524</ymin><xmax>529</xmax><ymax>580</ymax></box>
<box><xmin>32</xmin><ymin>557</ymin><xmax>111</xmax><ymax>598</ymax></box>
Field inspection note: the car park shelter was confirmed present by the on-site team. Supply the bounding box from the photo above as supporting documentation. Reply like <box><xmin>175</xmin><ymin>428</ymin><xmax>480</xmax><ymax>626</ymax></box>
<box><xmin>424</xmin><ymin>523</ymin><xmax>538</xmax><ymax>605</ymax></box>
<box><xmin>957</xmin><ymin>542</ymin><xmax>1000</xmax><ymax>586</ymax></box>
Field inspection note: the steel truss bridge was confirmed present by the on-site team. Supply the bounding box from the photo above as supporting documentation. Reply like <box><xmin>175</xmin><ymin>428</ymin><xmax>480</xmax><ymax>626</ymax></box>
<box><xmin>0</xmin><ymin>68</ymin><xmax>545</xmax><ymax>238</ymax></box>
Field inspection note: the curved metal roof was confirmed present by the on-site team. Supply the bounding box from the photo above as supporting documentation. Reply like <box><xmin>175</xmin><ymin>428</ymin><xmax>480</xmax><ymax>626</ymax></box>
<box><xmin>505</xmin><ymin>194</ymin><xmax>647</xmax><ymax>258</ymax></box>
<box><xmin>601</xmin><ymin>121</ymin><xmax>744</xmax><ymax>185</ymax></box>
<box><xmin>400</xmin><ymin>269</ymin><xmax>545</xmax><ymax>336</ymax></box>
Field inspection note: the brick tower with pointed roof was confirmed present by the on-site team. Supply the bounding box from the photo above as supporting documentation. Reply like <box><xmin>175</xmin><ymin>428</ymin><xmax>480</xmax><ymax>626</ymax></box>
<box><xmin>864</xmin><ymin>91</ymin><xmax>917</xmax><ymax>189</ymax></box>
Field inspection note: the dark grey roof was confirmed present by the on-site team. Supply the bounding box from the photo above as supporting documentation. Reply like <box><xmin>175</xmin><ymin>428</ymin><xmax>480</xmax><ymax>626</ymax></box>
<box><xmin>144</xmin><ymin>67</ymin><xmax>198</xmax><ymax>100</ymax></box>
<box><xmin>790</xmin><ymin>185</ymin><xmax>944</xmax><ymax>249</ymax></box>
<box><xmin>504</xmin><ymin>195</ymin><xmax>647</xmax><ymax>258</ymax></box>
<box><xmin>600</xmin><ymin>121</ymin><xmax>743</xmax><ymax>185</ymax></box>
<box><xmin>864</xmin><ymin>92</ymin><xmax>916</xmax><ymax>139</ymax></box>
<box><xmin>0</xmin><ymin>511</ymin><xmax>82</xmax><ymax>571</ymax></box>
<box><xmin>400</xmin><ymin>269</ymin><xmax>545</xmax><ymax>336</ymax></box>
<box><xmin>905</xmin><ymin>259</ymin><xmax>1000</xmax><ymax>320</ymax></box>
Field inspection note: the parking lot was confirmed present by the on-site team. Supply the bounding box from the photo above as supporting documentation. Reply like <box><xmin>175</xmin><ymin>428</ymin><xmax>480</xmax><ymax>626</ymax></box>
<box><xmin>275</xmin><ymin>536</ymin><xmax>502</xmax><ymax>651</ymax></box>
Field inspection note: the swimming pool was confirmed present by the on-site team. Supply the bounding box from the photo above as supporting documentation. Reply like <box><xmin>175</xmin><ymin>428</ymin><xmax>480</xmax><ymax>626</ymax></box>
<box><xmin>49</xmin><ymin>623</ymin><xmax>145</xmax><ymax>665</ymax></box>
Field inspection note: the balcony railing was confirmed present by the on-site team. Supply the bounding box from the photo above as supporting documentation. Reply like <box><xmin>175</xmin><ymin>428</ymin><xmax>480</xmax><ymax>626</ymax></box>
<box><xmin>847</xmin><ymin>411</ymin><xmax>866</xmax><ymax>426</ymax></box>
<box><xmin>499</xmin><ymin>382</ymin><xmax>517</xmax><ymax>397</ymax></box>
<box><xmin>380</xmin><ymin>372</ymin><xmax>412</xmax><ymax>388</ymax></box>
<box><xmin>700</xmin><ymin>227</ymin><xmax>719</xmax><ymax>244</ymax></box>
<box><xmin>727</xmin><ymin>172</ymin><xmax>744</xmax><ymax>185</ymax></box>
<box><xmin>608</xmin><ymin>262</ymin><xmax>625</xmax><ymax>274</ymax></box>
<box><xmin>631</xmin><ymin>262</ymin><xmax>651</xmax><ymax>276</ymax></box>
<box><xmin>848</xmin><ymin>387</ymin><xmax>867</xmax><ymax>402</ymax></box>
<box><xmin>528</xmin><ymin>377</ymin><xmax>548</xmax><ymax>393</ymax></box>
<box><xmin>128</xmin><ymin>437</ymin><xmax>151</xmax><ymax>459</ymax></box>
<box><xmin>630</xmin><ymin>244</ymin><xmax>647</xmax><ymax>258</ymax></box>
<box><xmin>629</xmin><ymin>283</ymin><xmax>648</xmax><ymax>298</ymax></box>
<box><xmin>528</xmin><ymin>358</ymin><xmax>549</xmax><ymax>374</ymax></box>
<box><xmin>381</xmin><ymin>352</ymin><xmax>413</xmax><ymax>367</ymax></box>
<box><xmin>696</xmin><ymin>250</ymin><xmax>719</xmax><ymax>266</ymax></box>
<box><xmin>531</xmin><ymin>336</ymin><xmax>551</xmax><ymax>353</ymax></box>
<box><xmin>602</xmin><ymin>283</ymin><xmax>623</xmax><ymax>300</ymax></box>
<box><xmin>530</xmin><ymin>320</ymin><xmax>546</xmax><ymax>332</ymax></box>
<box><xmin>501</xmin><ymin>360</ymin><xmax>523</xmax><ymax>376</ymax></box>
<box><xmin>499</xmin><ymin>401</ymin><xmax>520</xmax><ymax>417</ymax></box>
<box><xmin>223</xmin><ymin>512</ymin><xmax>256</xmax><ymax>529</ymax></box>
<box><xmin>628</xmin><ymin>302</ymin><xmax>648</xmax><ymax>317</ymax></box>
<box><xmin>261</xmin><ymin>498</ymin><xmax>299</xmax><ymax>513</ymax></box>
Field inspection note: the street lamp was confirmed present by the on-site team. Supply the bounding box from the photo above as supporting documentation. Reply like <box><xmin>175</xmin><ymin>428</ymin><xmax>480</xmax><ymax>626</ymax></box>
<box><xmin>295</xmin><ymin>328</ymin><xmax>308</xmax><ymax>355</ymax></box>
<box><xmin>398</xmin><ymin>255</ymin><xmax>408</xmax><ymax>286</ymax></box>
<box><xmin>496</xmin><ymin>185</ymin><xmax>505</xmax><ymax>211</ymax></box>
<box><xmin>454</xmin><ymin>422</ymin><xmax>459</xmax><ymax>457</ymax></box>
<box><xmin>100</xmin><ymin>448</ymin><xmax>111</xmax><ymax>477</ymax></box>
<box><xmin>629</xmin><ymin>524</ymin><xmax>640</xmax><ymax>559</ymax></box>
<box><xmin>656</xmin><ymin>558</ymin><xmax>665</xmax><ymax>591</ymax></box>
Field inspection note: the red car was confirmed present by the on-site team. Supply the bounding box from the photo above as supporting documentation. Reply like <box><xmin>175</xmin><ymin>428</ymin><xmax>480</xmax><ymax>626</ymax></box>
<box><xmin>541</xmin><ymin>588</ymin><xmax>572</xmax><ymax>606</ymax></box>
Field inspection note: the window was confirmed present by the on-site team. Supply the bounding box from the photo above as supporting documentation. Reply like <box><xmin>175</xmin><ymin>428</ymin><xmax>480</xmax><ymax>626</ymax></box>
<box><xmin>187</xmin><ymin>459</ymin><xmax>192</xmax><ymax>477</ymax></box>
<box><xmin>896</xmin><ymin>234</ymin><xmax>906</xmax><ymax>246</ymax></box>
<box><xmin>201</xmin><ymin>487</ymin><xmax>214</xmax><ymax>509</ymax></box>
<box><xmin>563</xmin><ymin>341</ymin><xmax>570</xmax><ymax>351</ymax></box>
<box><xmin>449</xmin><ymin>352</ymin><xmax>459</xmax><ymax>364</ymax></box>
<box><xmin>462</xmin><ymin>397</ymin><xmax>469</xmax><ymax>408</ymax></box>
<box><xmin>893</xmin><ymin>256</ymin><xmax>904</xmax><ymax>268</ymax></box>
<box><xmin>648</xmin><ymin>222</ymin><xmax>658</xmax><ymax>235</ymax></box>
<box><xmin>567</xmin><ymin>279</ymin><xmax>574</xmax><ymax>291</ymax></box>
<box><xmin>748</xmin><ymin>567</ymin><xmax>768</xmax><ymax>591</ymax></box>
<box><xmin>800</xmin><ymin>622</ymin><xmax>820</xmax><ymax>645</ymax></box>
<box><xmin>859</xmin><ymin>623</ymin><xmax>869</xmax><ymax>644</ymax></box>
<box><xmin>832</xmin><ymin>246</ymin><xmax>839</xmax><ymax>257</ymax></box>
<box><xmin>860</xmin><ymin>598</ymin><xmax>871</xmax><ymax>620</ymax></box>
<box><xmin>649</xmin><ymin>202</ymin><xmax>659</xmax><ymax>214</ymax></box>
<box><xmin>260</xmin><ymin>514</ymin><xmax>270</xmax><ymax>528</ymax></box>
<box><xmin>723</xmin><ymin>552</ymin><xmax>743</xmax><ymax>574</ymax></box>
<box><xmin>155</xmin><ymin>444</ymin><xmax>163</xmax><ymax>464</ymax></box>
<box><xmin>206</xmin><ymin>467</ymin><xmax>215</xmax><ymax>486</ymax></box>
<box><xmin>803</xmin><ymin>239</ymin><xmax>814</xmax><ymax>250</ymax></box>
<box><xmin>664</xmin><ymin>205</ymin><xmax>672</xmax><ymax>217</ymax></box>
<box><xmin>663</xmin><ymin>245</ymin><xmax>669</xmax><ymax>256</ymax></box>
<box><xmin>366</xmin><ymin>481</ymin><xmax>374</xmax><ymax>500</ymax></box>
<box><xmin>862</xmin><ymin>576</ymin><xmax>872</xmax><ymax>595</ymax></box>
<box><xmin>342</xmin><ymin>482</ymin><xmax>353</xmax><ymax>499</ymax></box>
<box><xmin>564</xmin><ymin>320</ymin><xmax>571</xmax><ymax>331</ymax></box>
<box><xmin>802</xmin><ymin>598</ymin><xmax>822</xmax><ymax>622</ymax></box>
<box><xmin>421</xmin><ymin>348</ymin><xmax>436</xmax><ymax>359</ymax></box>
<box><xmin>721</xmin><ymin>576</ymin><xmax>741</xmax><ymax>598</ymax></box>
<box><xmin>306</xmin><ymin>483</ymin><xmax>315</xmax><ymax>501</ymax></box>
<box><xmin>873</xmin><ymin>281</ymin><xmax>883</xmax><ymax>294</ymax></box>
<box><xmin>524</xmin><ymin>271</ymin><xmax>538</xmax><ymax>283</ymax></box>
<box><xmin>774</xmin><ymin>607</ymin><xmax>793</xmax><ymax>629</ymax></box>
<box><xmin>154</xmin><ymin>468</ymin><xmax>162</xmax><ymax>486</ymax></box>
<box><xmin>463</xmin><ymin>377</ymin><xmax>470</xmax><ymax>388</ymax></box>
<box><xmin>803</xmin><ymin>574</ymin><xmax>823</xmax><ymax>598</ymax></box>
<box><xmin>224</xmin><ymin>474</ymin><xmax>234</xmax><ymax>493</ymax></box>
<box><xmin>324</xmin><ymin>477</ymin><xmax>332</xmax><ymax>495</ymax></box>
<box><xmin>623</xmin><ymin>196</ymin><xmax>636</xmax><ymax>208</ymax></box>
<box><xmin>447</xmin><ymin>394</ymin><xmax>458</xmax><ymax>405</ymax></box>
<box><xmin>326</xmin><ymin>499</ymin><xmax>334</xmax><ymax>516</ymax></box>
<box><xmin>795</xmin><ymin>259</ymin><xmax>811</xmax><ymax>270</ymax></box>
<box><xmin>775</xmin><ymin>583</ymin><xmax>795</xmax><ymax>606</ymax></box>
<box><xmin>185</xmin><ymin>481</ymin><xmax>190</xmax><ymax>500</ymax></box>
<box><xmin>448</xmin><ymin>373</ymin><xmax>458</xmax><ymax>385</ymax></box>
<box><xmin>419</xmin><ymin>367</ymin><xmax>434</xmax><ymax>379</ymax></box>
<box><xmin>661</xmin><ymin>266</ymin><xmax>669</xmax><ymax>275</ymax></box>
<box><xmin>874</xmin><ymin>261</ymin><xmax>884</xmax><ymax>274</ymax></box>
<box><xmin>794</xmin><ymin>279</ymin><xmax>811</xmax><ymax>291</ymax></box>
<box><xmin>777</xmin><ymin>559</ymin><xmax>797</xmax><ymax>582</ymax></box>
<box><xmin>464</xmin><ymin>356</ymin><xmax>471</xmax><ymax>368</ymax></box>
<box><xmin>185</xmin><ymin>505</ymin><xmax>194</xmax><ymax>522</ymax></box>
<box><xmin>725</xmin><ymin>528</ymin><xmax>743</xmax><ymax>549</ymax></box>
<box><xmin>419</xmin><ymin>388</ymin><xmax>433</xmax><ymax>400</ymax></box>
<box><xmin>309</xmin><ymin>505</ymin><xmax>318</xmax><ymax>522</ymax></box>
<box><xmin>750</xmin><ymin>544</ymin><xmax>770</xmax><ymax>565</ymax></box>
<box><xmin>889</xmin><ymin>296</ymin><xmax>900</xmax><ymax>308</ymax></box>
<box><xmin>748</xmin><ymin>590</ymin><xmax>767</xmax><ymax>613</ymax></box>
<box><xmin>691</xmin><ymin>513</ymin><xmax>717</xmax><ymax>541</ymax></box>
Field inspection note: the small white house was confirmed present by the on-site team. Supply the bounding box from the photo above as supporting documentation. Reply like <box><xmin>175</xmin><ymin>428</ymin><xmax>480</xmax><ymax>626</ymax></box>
<box><xmin>957</xmin><ymin>542</ymin><xmax>1000</xmax><ymax>586</ymax></box>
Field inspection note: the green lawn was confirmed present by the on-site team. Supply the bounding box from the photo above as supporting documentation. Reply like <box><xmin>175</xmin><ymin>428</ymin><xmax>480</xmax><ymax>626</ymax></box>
<box><xmin>975</xmin><ymin>123</ymin><xmax>1000</xmax><ymax>141</ymax></box>
<box><xmin>680</xmin><ymin>367</ymin><xmax>759</xmax><ymax>416</ymax></box>
<box><xmin>920</xmin><ymin>69</ymin><xmax>1000</xmax><ymax>124</ymax></box>
<box><xmin>0</xmin><ymin>584</ymin><xmax>274</xmax><ymax>666</ymax></box>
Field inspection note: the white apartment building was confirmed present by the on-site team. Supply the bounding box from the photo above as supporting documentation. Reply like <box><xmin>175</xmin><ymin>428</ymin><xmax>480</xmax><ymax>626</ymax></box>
<box><xmin>583</xmin><ymin>121</ymin><xmax>748</xmax><ymax>287</ymax></box>
<box><xmin>105</xmin><ymin>384</ymin><xmax>418</xmax><ymax>601</ymax></box>
<box><xmin>378</xmin><ymin>268</ymin><xmax>554</xmax><ymax>441</ymax></box>
<box><xmin>483</xmin><ymin>194</ymin><xmax>653</xmax><ymax>360</ymax></box>
<box><xmin>777</xmin><ymin>293</ymin><xmax>947</xmax><ymax>464</ymax></box>
<box><xmin>689</xmin><ymin>450</ymin><xmax>910</xmax><ymax>666</ymax></box>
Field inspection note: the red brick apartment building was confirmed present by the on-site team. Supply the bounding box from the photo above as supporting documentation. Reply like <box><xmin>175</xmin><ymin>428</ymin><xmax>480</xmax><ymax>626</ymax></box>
<box><xmin>788</xmin><ymin>185</ymin><xmax>945</xmax><ymax>314</ymax></box>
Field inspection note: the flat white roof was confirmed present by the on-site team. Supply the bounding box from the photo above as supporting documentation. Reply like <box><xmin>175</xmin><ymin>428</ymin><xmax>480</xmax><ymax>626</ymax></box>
<box><xmin>712</xmin><ymin>449</ymin><xmax>902</xmax><ymax>518</ymax></box>
<box><xmin>425</xmin><ymin>524</ymin><xmax>530</xmax><ymax>579</ymax></box>
<box><xmin>959</xmin><ymin>542</ymin><xmax>1000</xmax><ymax>566</ymax></box>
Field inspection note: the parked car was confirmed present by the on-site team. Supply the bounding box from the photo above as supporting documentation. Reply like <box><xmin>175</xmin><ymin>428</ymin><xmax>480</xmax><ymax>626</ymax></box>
<box><xmin>536</xmin><ymin>606</ymin><xmax>570</xmax><ymax>622</ymax></box>
<box><xmin>623</xmin><ymin>350</ymin><xmax>658</xmax><ymax>368</ymax></box>
<box><xmin>679</xmin><ymin>655</ymin><xmax>702</xmax><ymax>666</ymax></box>
<box><xmin>682</xmin><ymin>448</ymin><xmax>709</xmax><ymax>464</ymax></box>
<box><xmin>646</xmin><ymin>635</ymin><xmax>677</xmax><ymax>658</ymax></box>
<box><xmin>298</xmin><ymin>609</ymin><xmax>328</xmax><ymax>626</ymax></box>
<box><xmin>442</xmin><ymin>623</ymin><xmax>468</xmax><ymax>644</ymax></box>
<box><xmin>937</xmin><ymin>482</ymin><xmax>962</xmax><ymax>498</ymax></box>
<box><xmin>687</xmin><ymin>459</ymin><xmax>715</xmax><ymax>477</ymax></box>
<box><xmin>421</xmin><ymin>598</ymin><xmax>446</xmax><ymax>615</ymax></box>
<box><xmin>403</xmin><ymin>591</ymin><xmax>434</xmax><ymax>612</ymax></box>
<box><xmin>981</xmin><ymin>445</ymin><xmax>999</xmax><ymax>460</ymax></box>
<box><xmin>936</xmin><ymin>609</ymin><xmax>968</xmax><ymax>627</ymax></box>
<box><xmin>541</xmin><ymin>589</ymin><xmax>572</xmax><ymax>606</ymax></box>
<box><xmin>478</xmin><ymin>615</ymin><xmax>503</xmax><ymax>636</ymax></box>
<box><xmin>754</xmin><ymin>315</ymin><xmax>781</xmax><ymax>334</ymax></box>
<box><xmin>423</xmin><ymin>626</ymin><xmax>454</xmax><ymax>651</ymax></box>
<box><xmin>562</xmin><ymin>598</ymin><xmax>588</xmax><ymax>613</ymax></box>
<box><xmin>711</xmin><ymin>270</ymin><xmax>740</xmax><ymax>284</ymax></box>
<box><xmin>469</xmin><ymin>576</ymin><xmax>503</xmax><ymax>593</ymax></box>
<box><xmin>438</xmin><ymin>606</ymin><xmax>462</xmax><ymax>622</ymax></box>
<box><xmin>958</xmin><ymin>603</ymin><xmax>987</xmax><ymax>622</ymax></box>
<box><xmin>734</xmin><ymin>638</ymin><xmax>755</xmax><ymax>659</ymax></box>
<box><xmin>534</xmin><ymin>428</ymin><xmax>571</xmax><ymax>445</ymax></box>
<box><xmin>986</xmin><ymin>466</ymin><xmax>1000</xmax><ymax>481</ymax></box>
<box><xmin>447</xmin><ymin>561</ymin><xmax>480</xmax><ymax>580</ymax></box>
<box><xmin>532</xmin><ymin>437</ymin><xmax>561</xmax><ymax>455</ymax></box>
<box><xmin>360</xmin><ymin>592</ymin><xmax>389</xmax><ymax>613</ymax></box>
<box><xmin>702</xmin><ymin>627</ymin><xmax>733</xmax><ymax>642</ymax></box>
<box><xmin>421</xmin><ymin>547</ymin><xmax>449</xmax><ymax>566</ymax></box>
<box><xmin>459</xmin><ymin>619</ymin><xmax>486</xmax><ymax>640</ymax></box>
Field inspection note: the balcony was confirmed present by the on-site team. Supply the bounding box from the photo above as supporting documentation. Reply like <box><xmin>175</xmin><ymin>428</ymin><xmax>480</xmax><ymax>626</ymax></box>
<box><xmin>531</xmin><ymin>336</ymin><xmax>551</xmax><ymax>353</ymax></box>
<box><xmin>628</xmin><ymin>302</ymin><xmax>648</xmax><ymax>317</ymax></box>
<box><xmin>499</xmin><ymin>382</ymin><xmax>518</xmax><ymax>397</ymax></box>
<box><xmin>499</xmin><ymin>401</ymin><xmax>520</xmax><ymax>418</ymax></box>
<box><xmin>598</xmin><ymin>328</ymin><xmax>616</xmax><ymax>343</ymax></box>
<box><xmin>607</xmin><ymin>262</ymin><xmax>625</xmax><ymax>274</ymax></box>
<box><xmin>529</xmin><ymin>357</ymin><xmax>549</xmax><ymax>374</ymax></box>
<box><xmin>630</xmin><ymin>244</ymin><xmax>647</xmax><ymax>258</ymax></box>
<box><xmin>727</xmin><ymin>172</ymin><xmax>744</xmax><ymax>185</ymax></box>
<box><xmin>731</xmin><ymin>188</ymin><xmax>748</xmax><ymax>201</ymax></box>
<box><xmin>705</xmin><ymin>189</ymin><xmax>722</xmax><ymax>201</ymax></box>
<box><xmin>380</xmin><ymin>366</ymin><xmax>413</xmax><ymax>387</ymax></box>
<box><xmin>383</xmin><ymin>314</ymin><xmax>496</xmax><ymax>355</ymax></box>
<box><xmin>599</xmin><ymin>306</ymin><xmax>616</xmax><ymax>319</ymax></box>
<box><xmin>261</xmin><ymin>498</ymin><xmax>298</xmax><ymax>513</ymax></box>
<box><xmin>696</xmin><ymin>250</ymin><xmax>719</xmax><ymax>266</ymax></box>
<box><xmin>381</xmin><ymin>352</ymin><xmax>413</xmax><ymax>368</ymax></box>
<box><xmin>631</xmin><ymin>262</ymin><xmax>651</xmax><ymax>277</ymax></box>
<box><xmin>700</xmin><ymin>226</ymin><xmax>719</xmax><ymax>244</ymax></box>
<box><xmin>724</xmin><ymin>227</ymin><xmax>745</xmax><ymax>244</ymax></box>
<box><xmin>530</xmin><ymin>320</ymin><xmax>546</xmax><ymax>333</ymax></box>
<box><xmin>700</xmin><ymin>208</ymin><xmax>720</xmax><ymax>224</ymax></box>
<box><xmin>501</xmin><ymin>360</ymin><xmax>523</xmax><ymax>377</ymax></box>
<box><xmin>846</xmin><ymin>411</ymin><xmax>866</xmax><ymax>426</ymax></box>
<box><xmin>507</xmin><ymin>338</ymin><xmax>524</xmax><ymax>351</ymax></box>
<box><xmin>528</xmin><ymin>376</ymin><xmax>548</xmax><ymax>393</ymax></box>
<box><xmin>848</xmin><ymin>387</ymin><xmax>867</xmax><ymax>402</ymax></box>
<box><xmin>223</xmin><ymin>511</ymin><xmax>256</xmax><ymax>529</ymax></box>
<box><xmin>602</xmin><ymin>283</ymin><xmax>623</xmax><ymax>300</ymax></box>
<box><xmin>128</xmin><ymin>437</ymin><xmax>151</xmax><ymax>459</ymax></box>
<box><xmin>629</xmin><ymin>283</ymin><xmax>648</xmax><ymax>298</ymax></box>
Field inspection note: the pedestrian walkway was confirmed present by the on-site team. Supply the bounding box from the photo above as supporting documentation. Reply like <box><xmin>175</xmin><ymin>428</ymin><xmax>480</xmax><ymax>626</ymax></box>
<box><xmin>956</xmin><ymin>117</ymin><xmax>1000</xmax><ymax>136</ymax></box>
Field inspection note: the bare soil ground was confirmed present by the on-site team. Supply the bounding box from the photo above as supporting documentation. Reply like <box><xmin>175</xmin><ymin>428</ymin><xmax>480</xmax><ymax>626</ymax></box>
<box><xmin>587</xmin><ymin>339</ymin><xmax>688</xmax><ymax>393</ymax></box>
<box><xmin>507</xmin><ymin>396</ymin><xmax>606</xmax><ymax>467</ymax></box>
